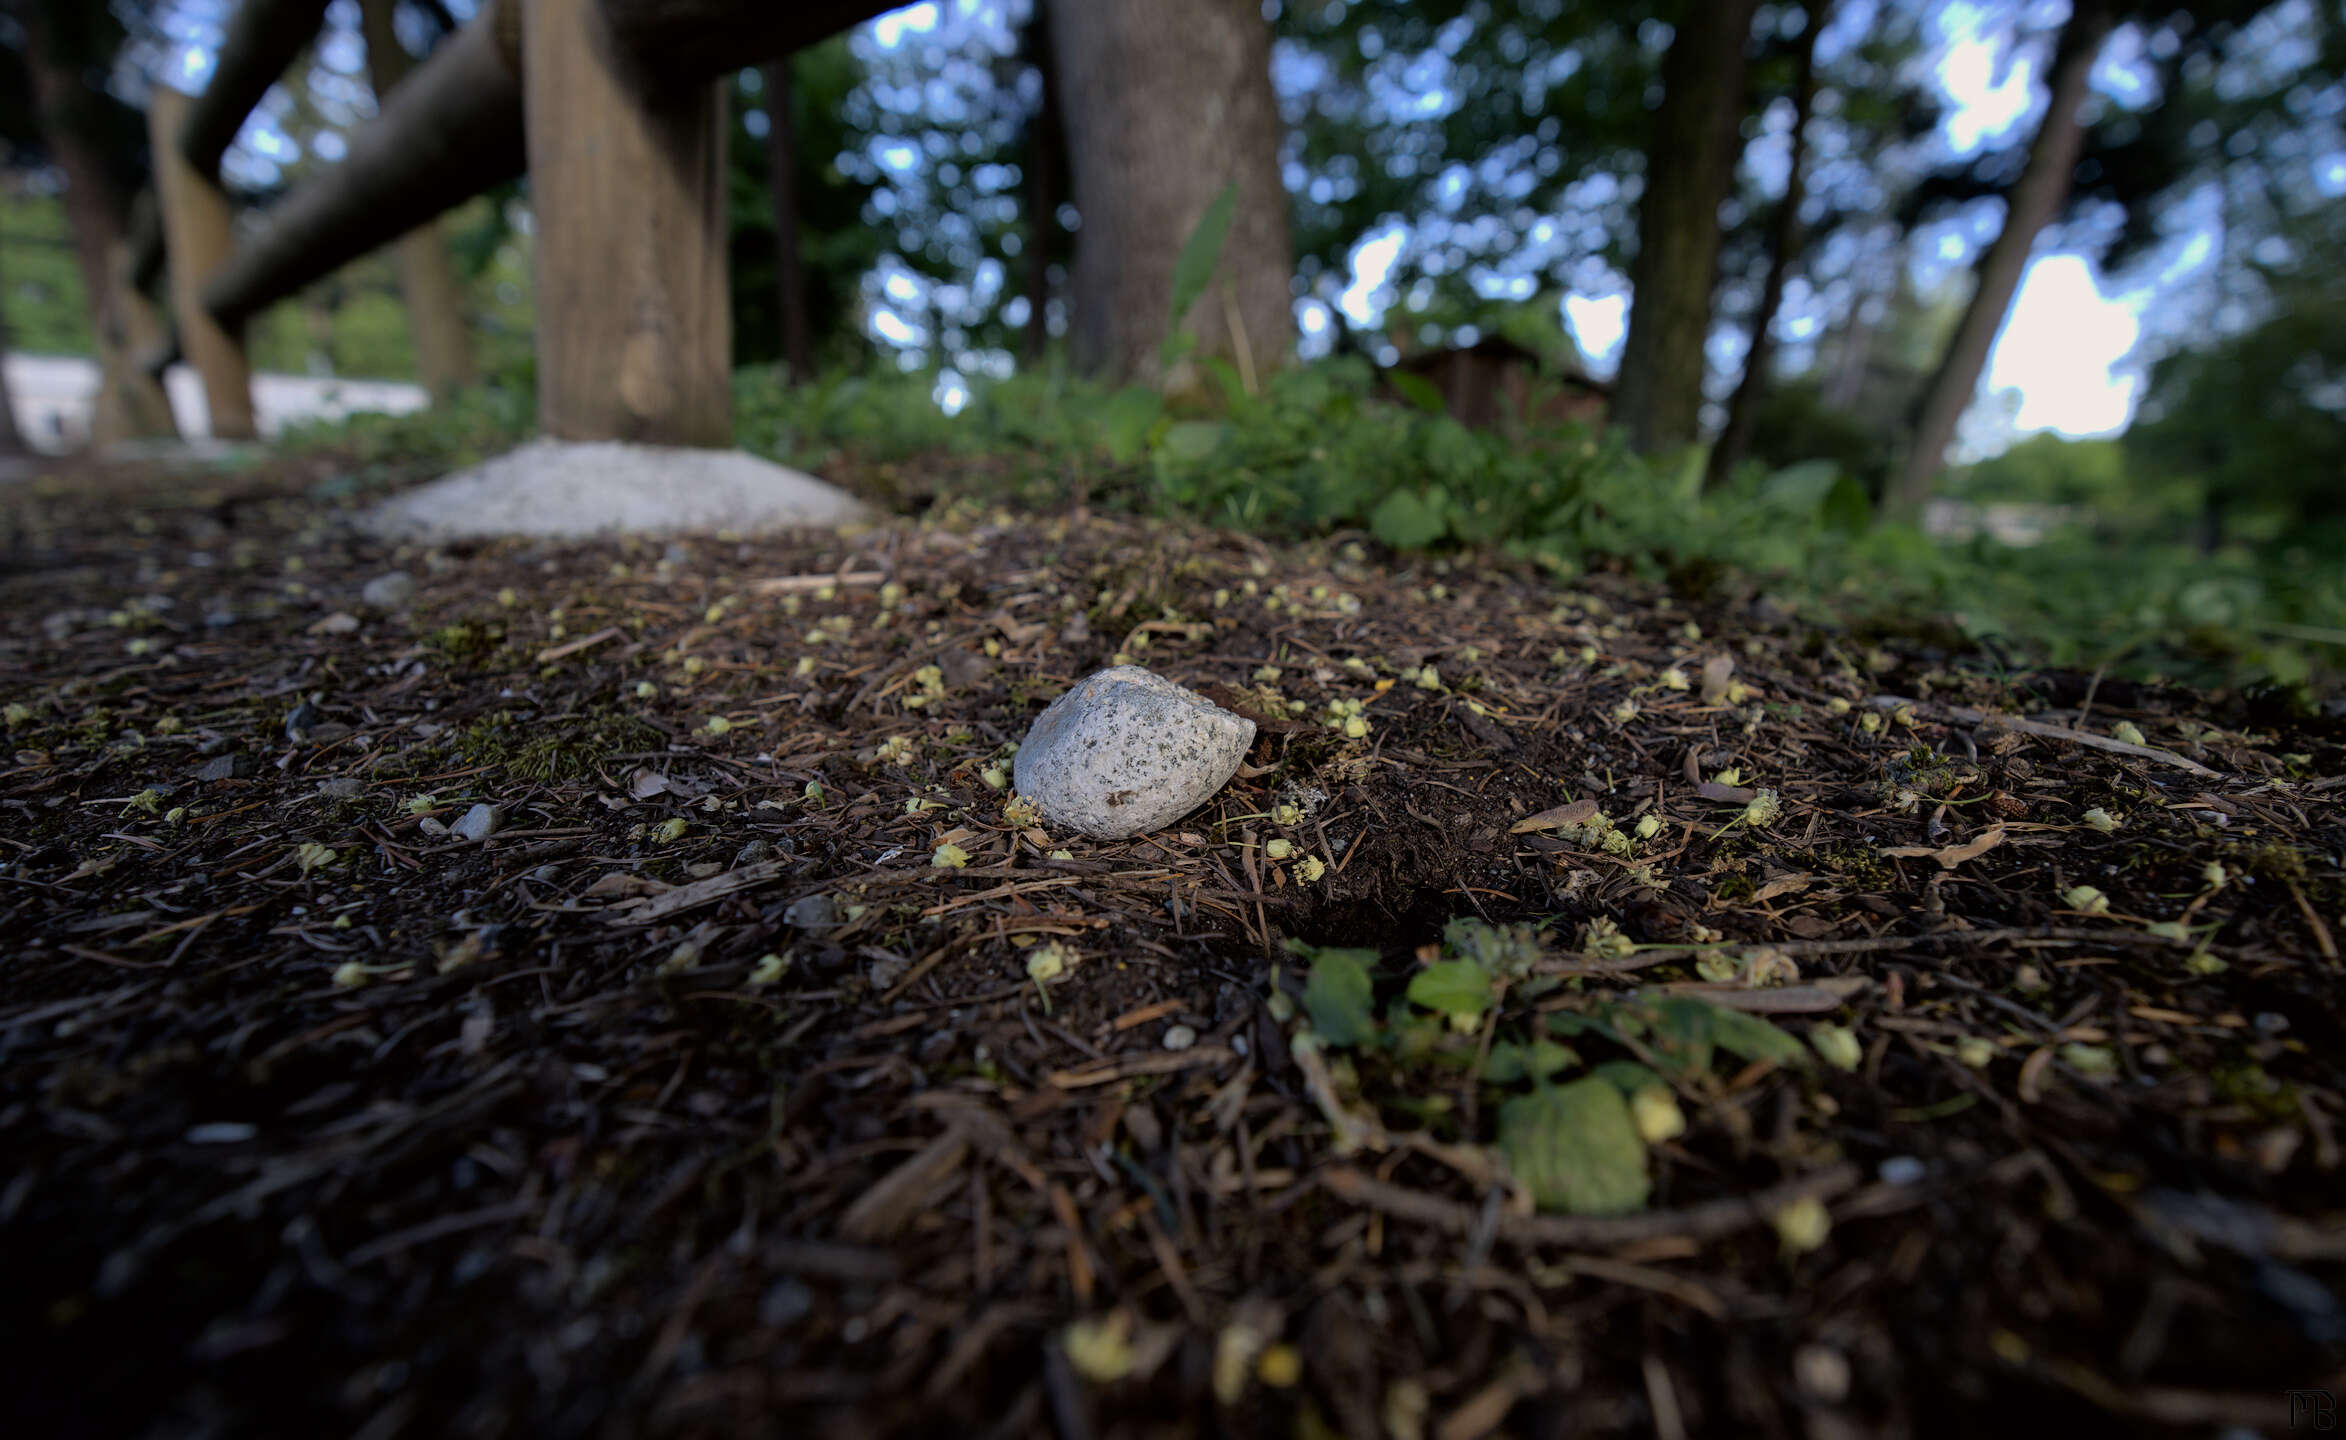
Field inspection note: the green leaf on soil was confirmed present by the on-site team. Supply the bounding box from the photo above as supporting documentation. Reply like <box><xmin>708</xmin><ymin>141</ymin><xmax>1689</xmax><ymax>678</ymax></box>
<box><xmin>1484</xmin><ymin>1038</ymin><xmax>1579</xmax><ymax>1085</ymax></box>
<box><xmin>1406</xmin><ymin>959</ymin><xmax>1495</xmax><ymax>1025</ymax></box>
<box><xmin>1707</xmin><ymin>1004</ymin><xmax>1811</xmax><ymax>1068</ymax></box>
<box><xmin>1591</xmin><ymin>1059</ymin><xmax>1667</xmax><ymax>1095</ymax></box>
<box><xmin>1499</xmin><ymin>1077</ymin><xmax>1651</xmax><ymax>1215</ymax></box>
<box><xmin>1302</xmin><ymin>947</ymin><xmax>1378</xmax><ymax>1047</ymax></box>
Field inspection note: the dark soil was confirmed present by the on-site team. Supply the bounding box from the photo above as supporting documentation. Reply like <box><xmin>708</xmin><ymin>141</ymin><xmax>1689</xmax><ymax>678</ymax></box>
<box><xmin>4</xmin><ymin>454</ymin><xmax>2344</xmax><ymax>1439</ymax></box>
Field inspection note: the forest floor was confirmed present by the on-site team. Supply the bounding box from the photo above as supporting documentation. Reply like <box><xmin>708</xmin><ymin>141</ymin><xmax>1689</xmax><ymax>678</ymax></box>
<box><xmin>3</xmin><ymin>451</ymin><xmax>2345</xmax><ymax>1440</ymax></box>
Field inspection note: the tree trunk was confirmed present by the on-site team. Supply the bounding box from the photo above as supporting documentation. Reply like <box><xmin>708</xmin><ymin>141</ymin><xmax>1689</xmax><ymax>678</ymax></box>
<box><xmin>109</xmin><ymin>233</ymin><xmax>179</xmax><ymax>434</ymax></box>
<box><xmin>1047</xmin><ymin>0</ymin><xmax>1292</xmax><ymax>388</ymax></box>
<box><xmin>148</xmin><ymin>86</ymin><xmax>258</xmax><ymax>440</ymax></box>
<box><xmin>19</xmin><ymin>4</ymin><xmax>178</xmax><ymax>445</ymax></box>
<box><xmin>762</xmin><ymin>60</ymin><xmax>814</xmax><ymax>381</ymax></box>
<box><xmin>1021</xmin><ymin>3</ymin><xmax>1064</xmax><ymax>367</ymax></box>
<box><xmin>523</xmin><ymin>0</ymin><xmax>730</xmax><ymax>446</ymax></box>
<box><xmin>1610</xmin><ymin>0</ymin><xmax>1761</xmax><ymax>456</ymax></box>
<box><xmin>360</xmin><ymin>0</ymin><xmax>479</xmax><ymax>399</ymax></box>
<box><xmin>1891</xmin><ymin>0</ymin><xmax>2113</xmax><ymax>516</ymax></box>
<box><xmin>1707</xmin><ymin>1</ymin><xmax>1827</xmax><ymax>490</ymax></box>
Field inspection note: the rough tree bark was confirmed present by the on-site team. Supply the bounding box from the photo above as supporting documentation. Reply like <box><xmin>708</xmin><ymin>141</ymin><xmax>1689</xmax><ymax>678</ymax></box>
<box><xmin>1047</xmin><ymin>0</ymin><xmax>1292</xmax><ymax>388</ymax></box>
<box><xmin>523</xmin><ymin>0</ymin><xmax>730</xmax><ymax>446</ymax></box>
<box><xmin>761</xmin><ymin>59</ymin><xmax>814</xmax><ymax>381</ymax></box>
<box><xmin>1707</xmin><ymin>0</ymin><xmax>1827</xmax><ymax>490</ymax></box>
<box><xmin>18</xmin><ymin>3</ymin><xmax>178</xmax><ymax>445</ymax></box>
<box><xmin>1891</xmin><ymin>0</ymin><xmax>2114</xmax><ymax>515</ymax></box>
<box><xmin>149</xmin><ymin>85</ymin><xmax>257</xmax><ymax>440</ymax></box>
<box><xmin>1611</xmin><ymin>0</ymin><xmax>1762</xmax><ymax>456</ymax></box>
<box><xmin>359</xmin><ymin>0</ymin><xmax>479</xmax><ymax>399</ymax></box>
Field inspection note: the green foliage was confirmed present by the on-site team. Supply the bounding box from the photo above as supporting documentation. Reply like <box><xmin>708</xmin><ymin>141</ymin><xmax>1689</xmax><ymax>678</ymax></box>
<box><xmin>0</xmin><ymin>193</ymin><xmax>91</xmax><ymax>354</ymax></box>
<box><xmin>1300</xmin><ymin>944</ymin><xmax>1377</xmax><ymax>1048</ymax></box>
<box><xmin>727</xmin><ymin>41</ymin><xmax>885</xmax><ymax>370</ymax></box>
<box><xmin>286</xmin><ymin>344</ymin><xmax>2345</xmax><ymax>689</ymax></box>
<box><xmin>1549</xmin><ymin>995</ymin><xmax>1810</xmax><ymax>1085</ymax></box>
<box><xmin>278</xmin><ymin>383</ymin><xmax>532</xmax><ymax>470</ymax></box>
<box><xmin>1499</xmin><ymin>1078</ymin><xmax>1651</xmax><ymax>1216</ymax></box>
<box><xmin>1404</xmin><ymin>960</ymin><xmax>1495</xmax><ymax>1027</ymax></box>
<box><xmin>2128</xmin><ymin>286</ymin><xmax>2346</xmax><ymax>536</ymax></box>
<box><xmin>1442</xmin><ymin>918</ymin><xmax>1545</xmax><ymax>980</ymax></box>
<box><xmin>1161</xmin><ymin>181</ymin><xmax>1239</xmax><ymax>374</ymax></box>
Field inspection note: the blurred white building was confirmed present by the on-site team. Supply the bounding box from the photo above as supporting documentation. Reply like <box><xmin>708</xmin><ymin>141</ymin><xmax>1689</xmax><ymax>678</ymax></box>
<box><xmin>4</xmin><ymin>353</ymin><xmax>428</xmax><ymax>454</ymax></box>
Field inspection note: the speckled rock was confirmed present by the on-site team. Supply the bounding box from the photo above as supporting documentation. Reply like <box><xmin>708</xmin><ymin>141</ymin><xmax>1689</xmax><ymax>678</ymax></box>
<box><xmin>1012</xmin><ymin>666</ymin><xmax>1255</xmax><ymax>840</ymax></box>
<box><xmin>452</xmin><ymin>803</ymin><xmax>502</xmax><ymax>842</ymax></box>
<box><xmin>360</xmin><ymin>571</ymin><xmax>415</xmax><ymax>611</ymax></box>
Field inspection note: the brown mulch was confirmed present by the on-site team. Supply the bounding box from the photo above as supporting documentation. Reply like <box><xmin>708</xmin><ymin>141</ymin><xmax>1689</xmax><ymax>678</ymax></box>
<box><xmin>3</xmin><ymin>454</ymin><xmax>2344</xmax><ymax>1440</ymax></box>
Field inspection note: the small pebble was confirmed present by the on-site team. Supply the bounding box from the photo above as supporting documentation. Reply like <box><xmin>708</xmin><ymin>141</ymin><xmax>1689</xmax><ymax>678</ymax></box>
<box><xmin>785</xmin><ymin>894</ymin><xmax>841</xmax><ymax>929</ymax></box>
<box><xmin>185</xmin><ymin>1122</ymin><xmax>257</xmax><ymax>1145</ymax></box>
<box><xmin>1162</xmin><ymin>1024</ymin><xmax>1198</xmax><ymax>1052</ymax></box>
<box><xmin>761</xmin><ymin>1278</ymin><xmax>814</xmax><ymax>1329</ymax></box>
<box><xmin>452</xmin><ymin>803</ymin><xmax>502</xmax><ymax>842</ymax></box>
<box><xmin>1793</xmin><ymin>1344</ymin><xmax>1851</xmax><ymax>1404</ymax></box>
<box><xmin>361</xmin><ymin>570</ymin><xmax>416</xmax><ymax>610</ymax></box>
<box><xmin>1878</xmin><ymin>1156</ymin><xmax>1927</xmax><ymax>1187</ymax></box>
<box><xmin>317</xmin><ymin>777</ymin><xmax>364</xmax><ymax>800</ymax></box>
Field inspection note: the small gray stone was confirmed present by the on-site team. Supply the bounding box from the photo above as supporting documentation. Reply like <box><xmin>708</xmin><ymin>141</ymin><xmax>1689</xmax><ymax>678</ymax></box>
<box><xmin>784</xmin><ymin>893</ymin><xmax>840</xmax><ymax>929</ymax></box>
<box><xmin>316</xmin><ymin>777</ymin><xmax>364</xmax><ymax>799</ymax></box>
<box><xmin>1012</xmin><ymin>666</ymin><xmax>1255</xmax><ymax>840</ymax></box>
<box><xmin>452</xmin><ymin>803</ymin><xmax>502</xmax><ymax>842</ymax></box>
<box><xmin>361</xmin><ymin>570</ymin><xmax>415</xmax><ymax>611</ymax></box>
<box><xmin>1161</xmin><ymin>1024</ymin><xmax>1198</xmax><ymax>1052</ymax></box>
<box><xmin>284</xmin><ymin>699</ymin><xmax>321</xmax><ymax>741</ymax></box>
<box><xmin>197</xmin><ymin>753</ymin><xmax>256</xmax><ymax>782</ymax></box>
<box><xmin>760</xmin><ymin>1277</ymin><xmax>814</xmax><ymax>1329</ymax></box>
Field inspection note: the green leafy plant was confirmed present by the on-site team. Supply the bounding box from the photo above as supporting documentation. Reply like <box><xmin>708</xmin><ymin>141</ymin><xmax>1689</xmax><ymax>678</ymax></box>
<box><xmin>1499</xmin><ymin>1077</ymin><xmax>1651</xmax><ymax>1216</ymax></box>
<box><xmin>1160</xmin><ymin>180</ymin><xmax>1240</xmax><ymax>376</ymax></box>
<box><xmin>1279</xmin><ymin>919</ymin><xmax>1822</xmax><ymax>1215</ymax></box>
<box><xmin>1300</xmin><ymin>944</ymin><xmax>1378</xmax><ymax>1048</ymax></box>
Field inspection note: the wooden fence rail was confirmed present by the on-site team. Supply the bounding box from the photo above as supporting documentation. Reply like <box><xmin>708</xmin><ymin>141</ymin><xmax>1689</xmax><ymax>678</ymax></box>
<box><xmin>143</xmin><ymin>0</ymin><xmax>892</xmax><ymax>447</ymax></box>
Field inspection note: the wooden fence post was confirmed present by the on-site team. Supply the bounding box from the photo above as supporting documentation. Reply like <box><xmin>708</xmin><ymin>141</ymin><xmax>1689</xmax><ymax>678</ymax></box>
<box><xmin>521</xmin><ymin>0</ymin><xmax>730</xmax><ymax>447</ymax></box>
<box><xmin>147</xmin><ymin>86</ymin><xmax>256</xmax><ymax>441</ymax></box>
<box><xmin>104</xmin><ymin>235</ymin><xmax>182</xmax><ymax>440</ymax></box>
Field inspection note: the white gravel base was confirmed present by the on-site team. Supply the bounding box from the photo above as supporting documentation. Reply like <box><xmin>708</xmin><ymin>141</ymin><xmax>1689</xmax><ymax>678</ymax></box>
<box><xmin>360</xmin><ymin>441</ymin><xmax>874</xmax><ymax>542</ymax></box>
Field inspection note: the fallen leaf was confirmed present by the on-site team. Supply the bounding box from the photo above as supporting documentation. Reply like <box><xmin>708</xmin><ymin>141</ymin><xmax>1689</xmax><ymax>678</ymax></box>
<box><xmin>1751</xmin><ymin>872</ymin><xmax>1813</xmax><ymax>903</ymax></box>
<box><xmin>582</xmin><ymin>871</ymin><xmax>673</xmax><ymax>899</ymax></box>
<box><xmin>1932</xmin><ymin>824</ymin><xmax>2007</xmax><ymax>869</ymax></box>
<box><xmin>1883</xmin><ymin>823</ymin><xmax>2007</xmax><ymax>870</ymax></box>
<box><xmin>1509</xmin><ymin>797</ymin><xmax>1600</xmax><ymax>835</ymax></box>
